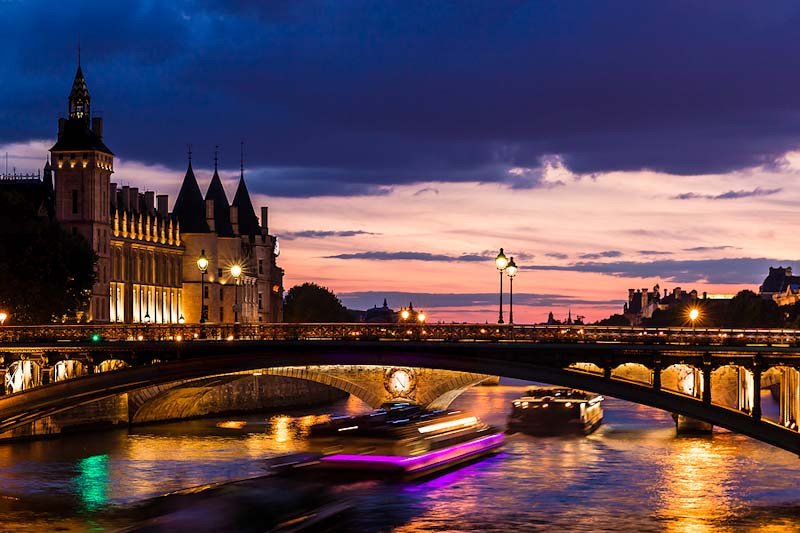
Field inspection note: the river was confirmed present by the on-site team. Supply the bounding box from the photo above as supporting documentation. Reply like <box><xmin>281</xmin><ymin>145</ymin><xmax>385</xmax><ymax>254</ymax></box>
<box><xmin>0</xmin><ymin>385</ymin><xmax>799</xmax><ymax>531</ymax></box>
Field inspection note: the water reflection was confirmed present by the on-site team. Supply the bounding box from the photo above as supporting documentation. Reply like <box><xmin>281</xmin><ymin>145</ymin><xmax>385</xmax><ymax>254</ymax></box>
<box><xmin>0</xmin><ymin>387</ymin><xmax>798</xmax><ymax>531</ymax></box>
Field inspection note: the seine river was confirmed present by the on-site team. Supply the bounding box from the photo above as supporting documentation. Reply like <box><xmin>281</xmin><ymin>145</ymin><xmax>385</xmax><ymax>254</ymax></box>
<box><xmin>1</xmin><ymin>385</ymin><xmax>799</xmax><ymax>531</ymax></box>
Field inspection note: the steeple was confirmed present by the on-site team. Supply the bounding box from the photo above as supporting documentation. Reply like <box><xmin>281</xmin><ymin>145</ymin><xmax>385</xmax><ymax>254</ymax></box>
<box><xmin>232</xmin><ymin>142</ymin><xmax>260</xmax><ymax>237</ymax></box>
<box><xmin>68</xmin><ymin>58</ymin><xmax>90</xmax><ymax>121</ymax></box>
<box><xmin>172</xmin><ymin>156</ymin><xmax>209</xmax><ymax>233</ymax></box>
<box><xmin>205</xmin><ymin>147</ymin><xmax>234</xmax><ymax>237</ymax></box>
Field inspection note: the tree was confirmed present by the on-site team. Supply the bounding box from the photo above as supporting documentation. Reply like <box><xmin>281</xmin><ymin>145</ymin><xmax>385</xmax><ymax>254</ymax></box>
<box><xmin>283</xmin><ymin>282</ymin><xmax>353</xmax><ymax>322</ymax></box>
<box><xmin>0</xmin><ymin>189</ymin><xmax>96</xmax><ymax>324</ymax></box>
<box><xmin>723</xmin><ymin>290</ymin><xmax>783</xmax><ymax>328</ymax></box>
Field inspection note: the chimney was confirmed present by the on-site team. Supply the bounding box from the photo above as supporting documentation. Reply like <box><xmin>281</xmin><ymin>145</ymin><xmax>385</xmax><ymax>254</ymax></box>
<box><xmin>92</xmin><ymin>117</ymin><xmax>103</xmax><ymax>140</ymax></box>
<box><xmin>156</xmin><ymin>194</ymin><xmax>168</xmax><ymax>217</ymax></box>
<box><xmin>121</xmin><ymin>186</ymin><xmax>132</xmax><ymax>212</ymax></box>
<box><xmin>205</xmin><ymin>199</ymin><xmax>215</xmax><ymax>232</ymax></box>
<box><xmin>261</xmin><ymin>206</ymin><xmax>269</xmax><ymax>232</ymax></box>
<box><xmin>130</xmin><ymin>187</ymin><xmax>139</xmax><ymax>213</ymax></box>
<box><xmin>230</xmin><ymin>205</ymin><xmax>239</xmax><ymax>235</ymax></box>
<box><xmin>58</xmin><ymin>118</ymin><xmax>66</xmax><ymax>140</ymax></box>
<box><xmin>144</xmin><ymin>191</ymin><xmax>155</xmax><ymax>214</ymax></box>
<box><xmin>109</xmin><ymin>183</ymin><xmax>117</xmax><ymax>208</ymax></box>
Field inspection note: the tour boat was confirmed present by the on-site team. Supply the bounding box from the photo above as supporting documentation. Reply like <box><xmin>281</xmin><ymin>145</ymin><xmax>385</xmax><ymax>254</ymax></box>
<box><xmin>507</xmin><ymin>387</ymin><xmax>604</xmax><ymax>435</ymax></box>
<box><xmin>308</xmin><ymin>403</ymin><xmax>503</xmax><ymax>477</ymax></box>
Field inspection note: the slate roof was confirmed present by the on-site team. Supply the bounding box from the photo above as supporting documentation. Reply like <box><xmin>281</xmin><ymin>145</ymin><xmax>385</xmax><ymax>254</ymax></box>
<box><xmin>205</xmin><ymin>169</ymin><xmax>234</xmax><ymax>237</ymax></box>
<box><xmin>760</xmin><ymin>267</ymin><xmax>800</xmax><ymax>294</ymax></box>
<box><xmin>50</xmin><ymin>118</ymin><xmax>113</xmax><ymax>154</ymax></box>
<box><xmin>172</xmin><ymin>162</ymin><xmax>210</xmax><ymax>233</ymax></box>
<box><xmin>69</xmin><ymin>65</ymin><xmax>90</xmax><ymax>104</ymax></box>
<box><xmin>232</xmin><ymin>174</ymin><xmax>260</xmax><ymax>237</ymax></box>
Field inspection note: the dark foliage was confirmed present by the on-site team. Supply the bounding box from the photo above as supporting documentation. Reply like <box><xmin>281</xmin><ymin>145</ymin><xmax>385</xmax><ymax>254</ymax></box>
<box><xmin>0</xmin><ymin>189</ymin><xmax>96</xmax><ymax>324</ymax></box>
<box><xmin>594</xmin><ymin>314</ymin><xmax>630</xmax><ymax>326</ymax></box>
<box><xmin>283</xmin><ymin>282</ymin><xmax>353</xmax><ymax>323</ymax></box>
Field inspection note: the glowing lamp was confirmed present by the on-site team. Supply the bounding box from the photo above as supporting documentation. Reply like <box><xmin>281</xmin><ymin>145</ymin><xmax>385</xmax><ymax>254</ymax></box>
<box><xmin>196</xmin><ymin>251</ymin><xmax>209</xmax><ymax>273</ymax></box>
<box><xmin>495</xmin><ymin>248</ymin><xmax>508</xmax><ymax>271</ymax></box>
<box><xmin>230</xmin><ymin>264</ymin><xmax>242</xmax><ymax>279</ymax></box>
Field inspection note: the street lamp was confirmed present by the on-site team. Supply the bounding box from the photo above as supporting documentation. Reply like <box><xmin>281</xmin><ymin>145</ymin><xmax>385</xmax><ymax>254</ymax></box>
<box><xmin>417</xmin><ymin>311</ymin><xmax>426</xmax><ymax>323</ymax></box>
<box><xmin>231</xmin><ymin>264</ymin><xmax>242</xmax><ymax>324</ymax></box>
<box><xmin>0</xmin><ymin>312</ymin><xmax>6</xmax><ymax>326</ymax></box>
<box><xmin>689</xmin><ymin>307</ymin><xmax>699</xmax><ymax>334</ymax></box>
<box><xmin>197</xmin><ymin>249</ymin><xmax>209</xmax><ymax>324</ymax></box>
<box><xmin>144</xmin><ymin>311</ymin><xmax>151</xmax><ymax>324</ymax></box>
<box><xmin>506</xmin><ymin>257</ymin><xmax>518</xmax><ymax>324</ymax></box>
<box><xmin>495</xmin><ymin>248</ymin><xmax>509</xmax><ymax>324</ymax></box>
<box><xmin>178</xmin><ymin>314</ymin><xmax>185</xmax><ymax>324</ymax></box>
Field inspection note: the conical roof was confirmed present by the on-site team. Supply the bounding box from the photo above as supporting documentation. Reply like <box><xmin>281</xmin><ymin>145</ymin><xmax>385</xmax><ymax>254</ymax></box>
<box><xmin>172</xmin><ymin>162</ymin><xmax>209</xmax><ymax>233</ymax></box>
<box><xmin>205</xmin><ymin>169</ymin><xmax>234</xmax><ymax>237</ymax></box>
<box><xmin>69</xmin><ymin>65</ymin><xmax>90</xmax><ymax>103</ymax></box>
<box><xmin>232</xmin><ymin>174</ymin><xmax>260</xmax><ymax>237</ymax></box>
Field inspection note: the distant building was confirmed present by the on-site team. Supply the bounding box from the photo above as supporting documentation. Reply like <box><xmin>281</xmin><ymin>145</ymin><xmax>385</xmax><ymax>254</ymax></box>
<box><xmin>623</xmin><ymin>285</ymin><xmax>699</xmax><ymax>325</ymax></box>
<box><xmin>759</xmin><ymin>266</ymin><xmax>800</xmax><ymax>306</ymax></box>
<box><xmin>364</xmin><ymin>299</ymin><xmax>397</xmax><ymax>322</ymax></box>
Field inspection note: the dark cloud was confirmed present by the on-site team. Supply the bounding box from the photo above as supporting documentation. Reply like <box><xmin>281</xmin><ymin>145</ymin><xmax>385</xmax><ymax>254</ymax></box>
<box><xmin>325</xmin><ymin>251</ymin><xmax>490</xmax><ymax>262</ymax></box>
<box><xmin>672</xmin><ymin>187</ymin><xmax>782</xmax><ymax>200</ymax></box>
<box><xmin>5</xmin><ymin>2</ymin><xmax>800</xmax><ymax>196</ymax></box>
<box><xmin>281</xmin><ymin>229</ymin><xmax>378</xmax><ymax>240</ymax></box>
<box><xmin>529</xmin><ymin>258</ymin><xmax>794</xmax><ymax>285</ymax></box>
<box><xmin>683</xmin><ymin>246</ymin><xmax>738</xmax><ymax>252</ymax></box>
<box><xmin>545</xmin><ymin>252</ymin><xmax>569</xmax><ymax>260</ymax></box>
<box><xmin>638</xmin><ymin>250</ymin><xmax>673</xmax><ymax>256</ymax></box>
<box><xmin>339</xmin><ymin>291</ymin><xmax>624</xmax><ymax>311</ymax></box>
<box><xmin>413</xmin><ymin>187</ymin><xmax>439</xmax><ymax>197</ymax></box>
<box><xmin>578</xmin><ymin>250</ymin><xmax>622</xmax><ymax>260</ymax></box>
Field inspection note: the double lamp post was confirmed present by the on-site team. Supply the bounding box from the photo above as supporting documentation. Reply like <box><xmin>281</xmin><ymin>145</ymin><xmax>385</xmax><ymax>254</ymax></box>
<box><xmin>494</xmin><ymin>248</ymin><xmax>518</xmax><ymax>324</ymax></box>
<box><xmin>196</xmin><ymin>250</ymin><xmax>243</xmax><ymax>325</ymax></box>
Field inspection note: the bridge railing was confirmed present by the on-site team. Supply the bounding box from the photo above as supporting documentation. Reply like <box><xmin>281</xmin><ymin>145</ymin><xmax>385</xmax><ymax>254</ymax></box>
<box><xmin>2</xmin><ymin>323</ymin><xmax>800</xmax><ymax>347</ymax></box>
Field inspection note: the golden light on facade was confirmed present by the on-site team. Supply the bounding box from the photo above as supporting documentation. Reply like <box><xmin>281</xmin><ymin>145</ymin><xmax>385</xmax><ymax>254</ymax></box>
<box><xmin>0</xmin><ymin>312</ymin><xmax>6</xmax><ymax>325</ymax></box>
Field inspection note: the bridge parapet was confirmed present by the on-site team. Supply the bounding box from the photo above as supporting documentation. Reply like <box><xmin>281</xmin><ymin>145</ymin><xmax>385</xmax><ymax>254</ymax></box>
<box><xmin>3</xmin><ymin>323</ymin><xmax>800</xmax><ymax>347</ymax></box>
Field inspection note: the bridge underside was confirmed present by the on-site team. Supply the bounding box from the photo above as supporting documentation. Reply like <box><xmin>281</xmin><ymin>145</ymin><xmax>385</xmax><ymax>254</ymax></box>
<box><xmin>1</xmin><ymin>341</ymin><xmax>799</xmax><ymax>454</ymax></box>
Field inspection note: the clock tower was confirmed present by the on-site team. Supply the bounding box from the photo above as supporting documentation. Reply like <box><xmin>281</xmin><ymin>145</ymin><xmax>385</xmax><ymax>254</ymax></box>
<box><xmin>50</xmin><ymin>59</ymin><xmax>114</xmax><ymax>322</ymax></box>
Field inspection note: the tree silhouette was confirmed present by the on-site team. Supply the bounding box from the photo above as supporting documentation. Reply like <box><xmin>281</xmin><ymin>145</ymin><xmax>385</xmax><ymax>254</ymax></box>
<box><xmin>283</xmin><ymin>282</ymin><xmax>353</xmax><ymax>322</ymax></box>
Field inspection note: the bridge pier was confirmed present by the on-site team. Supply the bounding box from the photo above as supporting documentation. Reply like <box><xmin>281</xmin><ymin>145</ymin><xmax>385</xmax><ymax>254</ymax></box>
<box><xmin>674</xmin><ymin>365</ymin><xmax>713</xmax><ymax>435</ymax></box>
<box><xmin>751</xmin><ymin>365</ymin><xmax>762</xmax><ymax>421</ymax></box>
<box><xmin>780</xmin><ymin>367</ymin><xmax>800</xmax><ymax>430</ymax></box>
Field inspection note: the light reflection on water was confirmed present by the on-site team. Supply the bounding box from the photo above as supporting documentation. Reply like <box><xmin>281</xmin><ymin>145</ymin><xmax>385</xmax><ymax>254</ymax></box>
<box><xmin>0</xmin><ymin>386</ymin><xmax>798</xmax><ymax>531</ymax></box>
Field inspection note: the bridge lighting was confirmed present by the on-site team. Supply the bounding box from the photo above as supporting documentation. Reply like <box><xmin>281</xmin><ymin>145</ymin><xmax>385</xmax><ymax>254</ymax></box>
<box><xmin>0</xmin><ymin>312</ymin><xmax>6</xmax><ymax>325</ymax></box>
<box><xmin>689</xmin><ymin>308</ymin><xmax>699</xmax><ymax>322</ymax></box>
<box><xmin>137</xmin><ymin>335</ymin><xmax>143</xmax><ymax>341</ymax></box>
<box><xmin>175</xmin><ymin>335</ymin><xmax>183</xmax><ymax>342</ymax></box>
<box><xmin>401</xmin><ymin>309</ymin><xmax>410</xmax><ymax>320</ymax></box>
<box><xmin>417</xmin><ymin>311</ymin><xmax>426</xmax><ymax>323</ymax></box>
<box><xmin>91</xmin><ymin>333</ymin><xmax>101</xmax><ymax>342</ymax></box>
<box><xmin>495</xmin><ymin>248</ymin><xmax>509</xmax><ymax>323</ymax></box>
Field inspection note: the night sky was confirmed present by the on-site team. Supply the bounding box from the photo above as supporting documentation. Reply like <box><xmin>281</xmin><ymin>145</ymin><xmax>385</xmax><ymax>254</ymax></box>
<box><xmin>4</xmin><ymin>1</ymin><xmax>800</xmax><ymax>322</ymax></box>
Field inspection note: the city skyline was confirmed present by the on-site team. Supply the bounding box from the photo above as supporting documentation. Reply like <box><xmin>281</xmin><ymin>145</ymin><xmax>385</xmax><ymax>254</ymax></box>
<box><xmin>5</xmin><ymin>2</ymin><xmax>800</xmax><ymax>322</ymax></box>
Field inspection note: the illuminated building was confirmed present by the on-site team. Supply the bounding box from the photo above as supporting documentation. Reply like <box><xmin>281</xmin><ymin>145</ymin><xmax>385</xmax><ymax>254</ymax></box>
<box><xmin>43</xmin><ymin>59</ymin><xmax>283</xmax><ymax>323</ymax></box>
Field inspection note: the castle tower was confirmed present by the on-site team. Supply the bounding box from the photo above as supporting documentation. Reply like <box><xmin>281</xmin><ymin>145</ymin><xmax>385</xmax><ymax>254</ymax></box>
<box><xmin>50</xmin><ymin>59</ymin><xmax>114</xmax><ymax>322</ymax></box>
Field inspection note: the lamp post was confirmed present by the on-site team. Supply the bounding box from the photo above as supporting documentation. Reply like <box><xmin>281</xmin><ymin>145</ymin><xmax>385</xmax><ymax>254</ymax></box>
<box><xmin>197</xmin><ymin>250</ymin><xmax>208</xmax><ymax>324</ymax></box>
<box><xmin>495</xmin><ymin>248</ymin><xmax>509</xmax><ymax>324</ymax></box>
<box><xmin>506</xmin><ymin>257</ymin><xmax>518</xmax><ymax>324</ymax></box>
<box><xmin>231</xmin><ymin>264</ymin><xmax>242</xmax><ymax>324</ymax></box>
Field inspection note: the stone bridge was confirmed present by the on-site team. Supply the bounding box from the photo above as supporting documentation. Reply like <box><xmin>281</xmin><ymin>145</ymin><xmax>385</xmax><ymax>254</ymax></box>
<box><xmin>1</xmin><ymin>323</ymin><xmax>800</xmax><ymax>453</ymax></box>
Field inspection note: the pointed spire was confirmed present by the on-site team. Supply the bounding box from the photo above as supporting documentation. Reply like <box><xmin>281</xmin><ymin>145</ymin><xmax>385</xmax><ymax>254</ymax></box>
<box><xmin>172</xmin><ymin>155</ymin><xmax>209</xmax><ymax>233</ymax></box>
<box><xmin>205</xmin><ymin>148</ymin><xmax>233</xmax><ymax>237</ymax></box>
<box><xmin>68</xmin><ymin>49</ymin><xmax>90</xmax><ymax>120</ymax></box>
<box><xmin>232</xmin><ymin>141</ymin><xmax>260</xmax><ymax>237</ymax></box>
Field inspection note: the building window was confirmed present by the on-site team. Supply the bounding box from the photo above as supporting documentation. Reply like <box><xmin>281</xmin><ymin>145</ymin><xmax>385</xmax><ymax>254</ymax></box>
<box><xmin>219</xmin><ymin>307</ymin><xmax>224</xmax><ymax>322</ymax></box>
<box><xmin>203</xmin><ymin>286</ymin><xmax>209</xmax><ymax>299</ymax></box>
<box><xmin>258</xmin><ymin>293</ymin><xmax>263</xmax><ymax>310</ymax></box>
<box><xmin>72</xmin><ymin>190</ymin><xmax>79</xmax><ymax>214</ymax></box>
<box><xmin>218</xmin><ymin>268</ymin><xmax>223</xmax><ymax>278</ymax></box>
<box><xmin>259</xmin><ymin>260</ymin><xmax>263</xmax><ymax>274</ymax></box>
<box><xmin>219</xmin><ymin>287</ymin><xmax>224</xmax><ymax>299</ymax></box>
